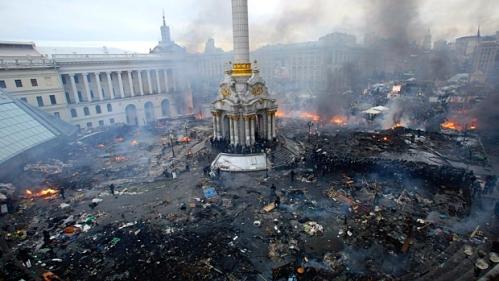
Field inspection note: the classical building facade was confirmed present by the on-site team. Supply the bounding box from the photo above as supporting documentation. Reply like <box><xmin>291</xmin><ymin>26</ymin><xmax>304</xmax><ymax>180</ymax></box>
<box><xmin>211</xmin><ymin>0</ymin><xmax>278</xmax><ymax>147</ymax></box>
<box><xmin>0</xmin><ymin>19</ymin><xmax>193</xmax><ymax>130</ymax></box>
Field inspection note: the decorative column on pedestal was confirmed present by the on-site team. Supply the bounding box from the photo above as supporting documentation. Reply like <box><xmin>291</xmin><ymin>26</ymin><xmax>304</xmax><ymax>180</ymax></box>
<box><xmin>250</xmin><ymin>116</ymin><xmax>256</xmax><ymax>145</ymax></box>
<box><xmin>231</xmin><ymin>0</ymin><xmax>252</xmax><ymax>78</ymax></box>
<box><xmin>272</xmin><ymin>111</ymin><xmax>277</xmax><ymax>139</ymax></box>
<box><xmin>229</xmin><ymin>116</ymin><xmax>235</xmax><ymax>144</ymax></box>
<box><xmin>234</xmin><ymin>116</ymin><xmax>240</xmax><ymax>145</ymax></box>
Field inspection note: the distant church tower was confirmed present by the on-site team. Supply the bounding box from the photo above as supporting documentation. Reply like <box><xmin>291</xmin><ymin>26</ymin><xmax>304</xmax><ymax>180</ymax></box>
<box><xmin>160</xmin><ymin>10</ymin><xmax>172</xmax><ymax>45</ymax></box>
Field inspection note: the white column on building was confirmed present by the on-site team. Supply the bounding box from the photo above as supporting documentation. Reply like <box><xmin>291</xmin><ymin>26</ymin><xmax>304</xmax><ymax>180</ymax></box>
<box><xmin>155</xmin><ymin>69</ymin><xmax>161</xmax><ymax>93</ymax></box>
<box><xmin>95</xmin><ymin>72</ymin><xmax>104</xmax><ymax>101</ymax></box>
<box><xmin>146</xmin><ymin>70</ymin><xmax>153</xmax><ymax>94</ymax></box>
<box><xmin>267</xmin><ymin>112</ymin><xmax>272</xmax><ymax>140</ymax></box>
<box><xmin>214</xmin><ymin>114</ymin><xmax>218</xmax><ymax>139</ymax></box>
<box><xmin>212</xmin><ymin>113</ymin><xmax>217</xmax><ymax>138</ymax></box>
<box><xmin>127</xmin><ymin>71</ymin><xmax>134</xmax><ymax>97</ymax></box>
<box><xmin>250</xmin><ymin>116</ymin><xmax>255</xmax><ymax>145</ymax></box>
<box><xmin>137</xmin><ymin>70</ymin><xmax>144</xmax><ymax>96</ymax></box>
<box><xmin>117</xmin><ymin>71</ymin><xmax>125</xmax><ymax>98</ymax></box>
<box><xmin>229</xmin><ymin>117</ymin><xmax>234</xmax><ymax>144</ymax></box>
<box><xmin>69</xmin><ymin>74</ymin><xmax>79</xmax><ymax>104</ymax></box>
<box><xmin>272</xmin><ymin>112</ymin><xmax>277</xmax><ymax>139</ymax></box>
<box><xmin>217</xmin><ymin>112</ymin><xmax>222</xmax><ymax>139</ymax></box>
<box><xmin>106</xmin><ymin>72</ymin><xmax>114</xmax><ymax>99</ymax></box>
<box><xmin>221</xmin><ymin>115</ymin><xmax>226</xmax><ymax>139</ymax></box>
<box><xmin>234</xmin><ymin>116</ymin><xmax>240</xmax><ymax>145</ymax></box>
<box><xmin>163</xmin><ymin>69</ymin><xmax>170</xmax><ymax>93</ymax></box>
<box><xmin>82</xmin><ymin>73</ymin><xmax>92</xmax><ymax>102</ymax></box>
<box><xmin>244</xmin><ymin>116</ymin><xmax>250</xmax><ymax>146</ymax></box>
<box><xmin>261</xmin><ymin>114</ymin><xmax>266</xmax><ymax>139</ymax></box>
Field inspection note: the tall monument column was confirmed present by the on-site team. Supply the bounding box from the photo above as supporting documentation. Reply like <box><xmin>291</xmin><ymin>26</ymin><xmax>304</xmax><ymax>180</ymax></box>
<box><xmin>211</xmin><ymin>0</ymin><xmax>278</xmax><ymax>150</ymax></box>
<box><xmin>231</xmin><ymin>0</ymin><xmax>252</xmax><ymax>77</ymax></box>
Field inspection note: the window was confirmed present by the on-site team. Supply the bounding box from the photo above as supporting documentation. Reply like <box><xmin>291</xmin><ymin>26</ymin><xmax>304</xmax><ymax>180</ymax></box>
<box><xmin>30</xmin><ymin>79</ymin><xmax>38</xmax><ymax>87</ymax></box>
<box><xmin>15</xmin><ymin>79</ymin><xmax>23</xmax><ymax>88</ymax></box>
<box><xmin>54</xmin><ymin>112</ymin><xmax>60</xmax><ymax>118</ymax></box>
<box><xmin>87</xmin><ymin>75</ymin><xmax>91</xmax><ymax>82</ymax></box>
<box><xmin>96</xmin><ymin>105</ymin><xmax>102</xmax><ymax>114</ymax></box>
<box><xmin>65</xmin><ymin>92</ymin><xmax>71</xmax><ymax>103</ymax></box>
<box><xmin>74</xmin><ymin>76</ymin><xmax>79</xmax><ymax>83</ymax></box>
<box><xmin>0</xmin><ymin>80</ymin><xmax>5</xmax><ymax>88</ymax></box>
<box><xmin>110</xmin><ymin>118</ymin><xmax>115</xmax><ymax>124</ymax></box>
<box><xmin>71</xmin><ymin>108</ymin><xmax>77</xmax><ymax>118</ymax></box>
<box><xmin>36</xmin><ymin>96</ymin><xmax>44</xmax><ymax>107</ymax></box>
<box><xmin>49</xmin><ymin>95</ymin><xmax>57</xmax><ymax>105</ymax></box>
<box><xmin>78</xmin><ymin>91</ymin><xmax>83</xmax><ymax>102</ymax></box>
<box><xmin>20</xmin><ymin>97</ymin><xmax>27</xmax><ymax>103</ymax></box>
<box><xmin>83</xmin><ymin>107</ymin><xmax>90</xmax><ymax>116</ymax></box>
<box><xmin>107</xmin><ymin>103</ymin><xmax>112</xmax><ymax>112</ymax></box>
<box><xmin>98</xmin><ymin>120</ymin><xmax>104</xmax><ymax>127</ymax></box>
<box><xmin>86</xmin><ymin>122</ymin><xmax>93</xmax><ymax>128</ymax></box>
<box><xmin>90</xmin><ymin>90</ymin><xmax>94</xmax><ymax>99</ymax></box>
<box><xmin>61</xmin><ymin>76</ymin><xmax>66</xmax><ymax>84</ymax></box>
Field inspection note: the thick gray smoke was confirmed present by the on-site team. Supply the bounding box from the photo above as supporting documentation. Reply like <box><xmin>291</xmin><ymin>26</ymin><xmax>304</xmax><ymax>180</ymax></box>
<box><xmin>365</xmin><ymin>0</ymin><xmax>424</xmax><ymax>47</ymax></box>
<box><xmin>474</xmin><ymin>92</ymin><xmax>499</xmax><ymax>141</ymax></box>
<box><xmin>176</xmin><ymin>0</ymin><xmax>231</xmax><ymax>52</ymax></box>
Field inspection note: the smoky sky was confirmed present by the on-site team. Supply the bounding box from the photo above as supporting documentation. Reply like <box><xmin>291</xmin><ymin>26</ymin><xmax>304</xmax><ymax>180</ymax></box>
<box><xmin>0</xmin><ymin>0</ymin><xmax>498</xmax><ymax>52</ymax></box>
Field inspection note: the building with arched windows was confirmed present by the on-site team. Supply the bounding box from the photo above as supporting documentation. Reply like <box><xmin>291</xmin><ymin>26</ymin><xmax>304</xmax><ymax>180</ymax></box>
<box><xmin>0</xmin><ymin>18</ymin><xmax>193</xmax><ymax>130</ymax></box>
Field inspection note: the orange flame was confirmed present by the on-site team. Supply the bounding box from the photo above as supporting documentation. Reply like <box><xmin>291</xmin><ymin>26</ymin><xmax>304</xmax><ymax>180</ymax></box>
<box><xmin>330</xmin><ymin>115</ymin><xmax>348</xmax><ymax>126</ymax></box>
<box><xmin>441</xmin><ymin>120</ymin><xmax>463</xmax><ymax>131</ymax></box>
<box><xmin>391</xmin><ymin>122</ymin><xmax>403</xmax><ymax>129</ymax></box>
<box><xmin>275</xmin><ymin>110</ymin><xmax>285</xmax><ymax>118</ymax></box>
<box><xmin>25</xmin><ymin>188</ymin><xmax>58</xmax><ymax>198</ymax></box>
<box><xmin>130</xmin><ymin>140</ymin><xmax>138</xmax><ymax>146</ymax></box>
<box><xmin>299</xmin><ymin>112</ymin><xmax>320</xmax><ymax>122</ymax></box>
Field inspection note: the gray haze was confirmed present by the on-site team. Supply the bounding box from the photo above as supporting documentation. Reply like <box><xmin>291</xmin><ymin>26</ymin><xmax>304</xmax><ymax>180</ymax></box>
<box><xmin>0</xmin><ymin>0</ymin><xmax>498</xmax><ymax>52</ymax></box>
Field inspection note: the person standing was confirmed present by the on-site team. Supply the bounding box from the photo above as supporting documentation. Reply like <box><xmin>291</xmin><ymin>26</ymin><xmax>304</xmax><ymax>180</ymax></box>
<box><xmin>59</xmin><ymin>187</ymin><xmax>65</xmax><ymax>200</ymax></box>
<box><xmin>109</xmin><ymin>184</ymin><xmax>115</xmax><ymax>195</ymax></box>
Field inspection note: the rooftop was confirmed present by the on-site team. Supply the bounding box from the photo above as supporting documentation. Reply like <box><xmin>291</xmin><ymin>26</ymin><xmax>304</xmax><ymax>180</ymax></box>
<box><xmin>0</xmin><ymin>90</ymin><xmax>77</xmax><ymax>164</ymax></box>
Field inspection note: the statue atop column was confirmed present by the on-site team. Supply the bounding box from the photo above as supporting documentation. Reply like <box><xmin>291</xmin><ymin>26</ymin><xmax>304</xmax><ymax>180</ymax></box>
<box><xmin>211</xmin><ymin>0</ymin><xmax>278</xmax><ymax>148</ymax></box>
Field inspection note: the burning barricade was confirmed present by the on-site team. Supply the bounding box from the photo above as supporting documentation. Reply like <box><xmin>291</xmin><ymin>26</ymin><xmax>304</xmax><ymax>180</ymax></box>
<box><xmin>25</xmin><ymin>187</ymin><xmax>59</xmax><ymax>199</ymax></box>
